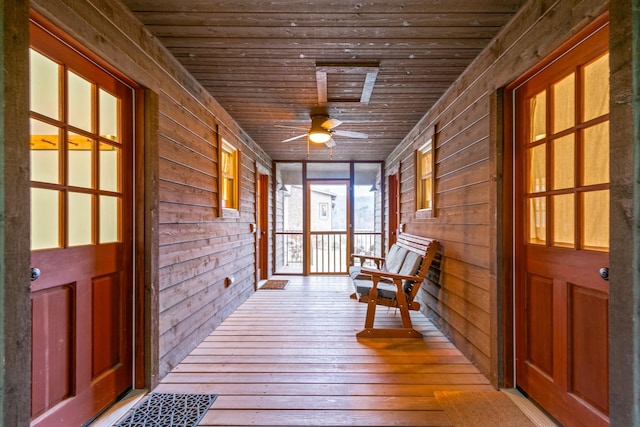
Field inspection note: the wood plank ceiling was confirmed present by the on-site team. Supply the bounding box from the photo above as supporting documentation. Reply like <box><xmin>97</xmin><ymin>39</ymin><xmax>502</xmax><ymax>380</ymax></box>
<box><xmin>123</xmin><ymin>0</ymin><xmax>526</xmax><ymax>161</ymax></box>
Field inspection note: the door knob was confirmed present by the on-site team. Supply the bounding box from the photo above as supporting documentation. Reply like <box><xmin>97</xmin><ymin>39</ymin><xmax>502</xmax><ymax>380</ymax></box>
<box><xmin>599</xmin><ymin>267</ymin><xmax>609</xmax><ymax>281</ymax></box>
<box><xmin>31</xmin><ymin>267</ymin><xmax>41</xmax><ymax>281</ymax></box>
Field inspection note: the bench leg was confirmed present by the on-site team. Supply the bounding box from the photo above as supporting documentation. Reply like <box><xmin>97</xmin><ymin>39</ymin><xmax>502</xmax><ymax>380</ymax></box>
<box><xmin>394</xmin><ymin>287</ymin><xmax>414</xmax><ymax>329</ymax></box>
<box><xmin>363</xmin><ymin>283</ymin><xmax>379</xmax><ymax>329</ymax></box>
<box><xmin>356</xmin><ymin>279</ymin><xmax>423</xmax><ymax>338</ymax></box>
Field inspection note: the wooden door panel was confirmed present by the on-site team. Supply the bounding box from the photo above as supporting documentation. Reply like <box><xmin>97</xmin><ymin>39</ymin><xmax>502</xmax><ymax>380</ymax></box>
<box><xmin>30</xmin><ymin>245</ymin><xmax>120</xmax><ymax>293</ymax></box>
<box><xmin>524</xmin><ymin>273</ymin><xmax>554</xmax><ymax>377</ymax></box>
<box><xmin>31</xmin><ymin>285</ymin><xmax>74</xmax><ymax>418</ymax></box>
<box><xmin>31</xmin><ymin>245</ymin><xmax>131</xmax><ymax>426</ymax></box>
<box><xmin>388</xmin><ymin>173</ymin><xmax>399</xmax><ymax>247</ymax></box>
<box><xmin>521</xmin><ymin>364</ymin><xmax>609</xmax><ymax>427</ymax></box>
<box><xmin>92</xmin><ymin>274</ymin><xmax>123</xmax><ymax>377</ymax></box>
<box><xmin>569</xmin><ymin>284</ymin><xmax>608</xmax><ymax>413</ymax></box>
<box><xmin>526</xmin><ymin>246</ymin><xmax>608</xmax><ymax>293</ymax></box>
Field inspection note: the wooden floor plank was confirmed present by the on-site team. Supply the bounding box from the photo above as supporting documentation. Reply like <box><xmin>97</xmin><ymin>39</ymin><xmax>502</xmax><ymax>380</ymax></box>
<box><xmin>155</xmin><ymin>275</ymin><xmax>494</xmax><ymax>426</ymax></box>
<box><xmin>210</xmin><ymin>395</ymin><xmax>442</xmax><ymax>410</ymax></box>
<box><xmin>201</xmin><ymin>409</ymin><xmax>451</xmax><ymax>426</ymax></box>
<box><xmin>162</xmin><ymin>372</ymin><xmax>491</xmax><ymax>385</ymax></box>
<box><xmin>153</xmin><ymin>382</ymin><xmax>495</xmax><ymax>396</ymax></box>
<box><xmin>173</xmin><ymin>363</ymin><xmax>480</xmax><ymax>374</ymax></box>
<box><xmin>180</xmin><ymin>354</ymin><xmax>473</xmax><ymax>365</ymax></box>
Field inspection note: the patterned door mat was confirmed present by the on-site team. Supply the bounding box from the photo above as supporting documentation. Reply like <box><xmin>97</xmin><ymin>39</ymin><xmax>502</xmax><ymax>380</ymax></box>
<box><xmin>259</xmin><ymin>280</ymin><xmax>289</xmax><ymax>289</ymax></box>
<box><xmin>114</xmin><ymin>393</ymin><xmax>217</xmax><ymax>427</ymax></box>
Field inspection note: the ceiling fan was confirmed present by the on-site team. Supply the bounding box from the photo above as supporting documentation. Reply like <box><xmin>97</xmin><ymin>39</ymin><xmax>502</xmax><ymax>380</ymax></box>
<box><xmin>280</xmin><ymin>113</ymin><xmax>368</xmax><ymax>148</ymax></box>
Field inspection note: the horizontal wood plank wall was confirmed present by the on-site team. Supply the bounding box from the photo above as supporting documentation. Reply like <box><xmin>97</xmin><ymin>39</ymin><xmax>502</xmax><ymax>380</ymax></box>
<box><xmin>385</xmin><ymin>0</ymin><xmax>608</xmax><ymax>383</ymax></box>
<box><xmin>32</xmin><ymin>0</ymin><xmax>272</xmax><ymax>378</ymax></box>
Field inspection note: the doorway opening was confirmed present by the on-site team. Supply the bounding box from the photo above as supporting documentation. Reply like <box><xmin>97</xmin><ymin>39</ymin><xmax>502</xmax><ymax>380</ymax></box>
<box><xmin>29</xmin><ymin>15</ymin><xmax>147</xmax><ymax>427</ymax></box>
<box><xmin>504</xmin><ymin>14</ymin><xmax>610</xmax><ymax>427</ymax></box>
<box><xmin>274</xmin><ymin>161</ymin><xmax>382</xmax><ymax>275</ymax></box>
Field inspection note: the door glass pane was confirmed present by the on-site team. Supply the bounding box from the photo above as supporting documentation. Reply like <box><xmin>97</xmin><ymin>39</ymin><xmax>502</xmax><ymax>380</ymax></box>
<box><xmin>100</xmin><ymin>196</ymin><xmax>119</xmax><ymax>243</ymax></box>
<box><xmin>527</xmin><ymin>144</ymin><xmax>546</xmax><ymax>193</ymax></box>
<box><xmin>583</xmin><ymin>53</ymin><xmax>610</xmax><ymax>122</ymax></box>
<box><xmin>30</xmin><ymin>49</ymin><xmax>59</xmax><ymax>120</ymax></box>
<box><xmin>354</xmin><ymin>163</ymin><xmax>382</xmax><ymax>261</ymax></box>
<box><xmin>310</xmin><ymin>184</ymin><xmax>347</xmax><ymax>232</ymax></box>
<box><xmin>68</xmin><ymin>192</ymin><xmax>93</xmax><ymax>246</ymax></box>
<box><xmin>582</xmin><ymin>190</ymin><xmax>609</xmax><ymax>251</ymax></box>
<box><xmin>529</xmin><ymin>91</ymin><xmax>546</xmax><ymax>142</ymax></box>
<box><xmin>527</xmin><ymin>197</ymin><xmax>546</xmax><ymax>244</ymax></box>
<box><xmin>31</xmin><ymin>188</ymin><xmax>60</xmax><ymax>250</ymax></box>
<box><xmin>552</xmin><ymin>73</ymin><xmax>575</xmax><ymax>133</ymax></box>
<box><xmin>68</xmin><ymin>71</ymin><xmax>93</xmax><ymax>132</ymax></box>
<box><xmin>99</xmin><ymin>143</ymin><xmax>120</xmax><ymax>192</ymax></box>
<box><xmin>30</xmin><ymin>119</ymin><xmax>60</xmax><ymax>184</ymax></box>
<box><xmin>275</xmin><ymin>162</ymin><xmax>302</xmax><ymax>274</ymax></box>
<box><xmin>552</xmin><ymin>135</ymin><xmax>575</xmax><ymax>190</ymax></box>
<box><xmin>99</xmin><ymin>89</ymin><xmax>119</xmax><ymax>142</ymax></box>
<box><xmin>68</xmin><ymin>132</ymin><xmax>93</xmax><ymax>188</ymax></box>
<box><xmin>310</xmin><ymin>183</ymin><xmax>348</xmax><ymax>273</ymax></box>
<box><xmin>276</xmin><ymin>163</ymin><xmax>302</xmax><ymax>233</ymax></box>
<box><xmin>307</xmin><ymin>162</ymin><xmax>350</xmax><ymax>179</ymax></box>
<box><xmin>553</xmin><ymin>194</ymin><xmax>575</xmax><ymax>248</ymax></box>
<box><xmin>552</xmin><ymin>73</ymin><xmax>576</xmax><ymax>133</ymax></box>
<box><xmin>582</xmin><ymin>122</ymin><xmax>609</xmax><ymax>186</ymax></box>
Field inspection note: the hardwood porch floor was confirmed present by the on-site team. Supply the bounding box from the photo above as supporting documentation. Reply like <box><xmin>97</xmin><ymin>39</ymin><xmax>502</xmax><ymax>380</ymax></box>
<box><xmin>154</xmin><ymin>275</ymin><xmax>497</xmax><ymax>426</ymax></box>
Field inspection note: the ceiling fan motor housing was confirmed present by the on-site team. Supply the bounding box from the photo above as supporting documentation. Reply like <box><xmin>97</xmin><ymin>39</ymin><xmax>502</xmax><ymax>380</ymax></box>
<box><xmin>309</xmin><ymin>114</ymin><xmax>332</xmax><ymax>143</ymax></box>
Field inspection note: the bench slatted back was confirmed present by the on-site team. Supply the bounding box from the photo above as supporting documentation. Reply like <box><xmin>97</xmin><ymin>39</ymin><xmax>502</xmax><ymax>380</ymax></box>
<box><xmin>394</xmin><ymin>233</ymin><xmax>440</xmax><ymax>300</ymax></box>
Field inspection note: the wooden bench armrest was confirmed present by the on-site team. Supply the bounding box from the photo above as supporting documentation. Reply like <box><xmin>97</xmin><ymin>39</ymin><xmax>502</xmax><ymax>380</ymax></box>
<box><xmin>351</xmin><ymin>254</ymin><xmax>385</xmax><ymax>269</ymax></box>
<box><xmin>351</xmin><ymin>254</ymin><xmax>385</xmax><ymax>262</ymax></box>
<box><xmin>360</xmin><ymin>268</ymin><xmax>420</xmax><ymax>283</ymax></box>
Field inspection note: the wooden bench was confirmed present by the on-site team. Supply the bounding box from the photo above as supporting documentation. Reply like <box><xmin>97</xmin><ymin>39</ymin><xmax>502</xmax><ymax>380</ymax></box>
<box><xmin>349</xmin><ymin>232</ymin><xmax>440</xmax><ymax>338</ymax></box>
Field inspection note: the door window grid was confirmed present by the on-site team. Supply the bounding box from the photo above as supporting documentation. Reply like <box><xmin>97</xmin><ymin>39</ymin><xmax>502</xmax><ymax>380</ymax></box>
<box><xmin>524</xmin><ymin>52</ymin><xmax>610</xmax><ymax>251</ymax></box>
<box><xmin>30</xmin><ymin>48</ymin><xmax>123</xmax><ymax>250</ymax></box>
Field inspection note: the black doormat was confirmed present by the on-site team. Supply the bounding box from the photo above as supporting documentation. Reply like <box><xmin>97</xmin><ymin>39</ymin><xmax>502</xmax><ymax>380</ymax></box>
<box><xmin>114</xmin><ymin>393</ymin><xmax>217</xmax><ymax>427</ymax></box>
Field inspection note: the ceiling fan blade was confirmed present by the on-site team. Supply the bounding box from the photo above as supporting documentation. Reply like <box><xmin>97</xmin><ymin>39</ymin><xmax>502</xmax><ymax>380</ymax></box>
<box><xmin>281</xmin><ymin>133</ymin><xmax>307</xmax><ymax>143</ymax></box>
<box><xmin>321</xmin><ymin>118</ymin><xmax>342</xmax><ymax>130</ymax></box>
<box><xmin>325</xmin><ymin>138</ymin><xmax>336</xmax><ymax>148</ymax></box>
<box><xmin>275</xmin><ymin>124</ymin><xmax>309</xmax><ymax>131</ymax></box>
<box><xmin>332</xmin><ymin>129</ymin><xmax>368</xmax><ymax>139</ymax></box>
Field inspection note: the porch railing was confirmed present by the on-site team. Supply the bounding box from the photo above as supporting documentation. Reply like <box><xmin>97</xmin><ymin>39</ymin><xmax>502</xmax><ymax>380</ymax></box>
<box><xmin>275</xmin><ymin>231</ymin><xmax>382</xmax><ymax>274</ymax></box>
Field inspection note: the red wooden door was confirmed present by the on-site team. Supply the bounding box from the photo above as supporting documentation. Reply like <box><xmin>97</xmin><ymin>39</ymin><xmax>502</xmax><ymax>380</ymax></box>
<box><xmin>256</xmin><ymin>173</ymin><xmax>269</xmax><ymax>281</ymax></box>
<box><xmin>388</xmin><ymin>173</ymin><xmax>399</xmax><ymax>247</ymax></box>
<box><xmin>29</xmin><ymin>21</ymin><xmax>133</xmax><ymax>427</ymax></box>
<box><xmin>514</xmin><ymin>21</ymin><xmax>610</xmax><ymax>427</ymax></box>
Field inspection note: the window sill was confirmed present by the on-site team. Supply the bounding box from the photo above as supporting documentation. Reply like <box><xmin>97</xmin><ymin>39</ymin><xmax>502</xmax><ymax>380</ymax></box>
<box><xmin>415</xmin><ymin>208</ymin><xmax>435</xmax><ymax>219</ymax></box>
<box><xmin>220</xmin><ymin>207</ymin><xmax>240</xmax><ymax>219</ymax></box>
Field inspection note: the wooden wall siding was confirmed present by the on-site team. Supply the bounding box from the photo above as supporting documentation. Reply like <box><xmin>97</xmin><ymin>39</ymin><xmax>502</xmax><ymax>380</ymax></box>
<box><xmin>31</xmin><ymin>0</ymin><xmax>272</xmax><ymax>379</ymax></box>
<box><xmin>385</xmin><ymin>0</ymin><xmax>609</xmax><ymax>382</ymax></box>
<box><xmin>608</xmin><ymin>2</ymin><xmax>639</xmax><ymax>424</ymax></box>
<box><xmin>1</xmin><ymin>1</ymin><xmax>32</xmax><ymax>425</ymax></box>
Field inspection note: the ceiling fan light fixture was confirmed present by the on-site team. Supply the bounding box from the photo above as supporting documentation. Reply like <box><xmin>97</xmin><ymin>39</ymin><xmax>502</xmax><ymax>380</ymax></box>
<box><xmin>308</xmin><ymin>129</ymin><xmax>331</xmax><ymax>144</ymax></box>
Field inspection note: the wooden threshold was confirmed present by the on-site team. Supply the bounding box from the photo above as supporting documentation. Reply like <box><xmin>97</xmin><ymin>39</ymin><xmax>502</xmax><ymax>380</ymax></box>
<box><xmin>154</xmin><ymin>275</ymin><xmax>494</xmax><ymax>426</ymax></box>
